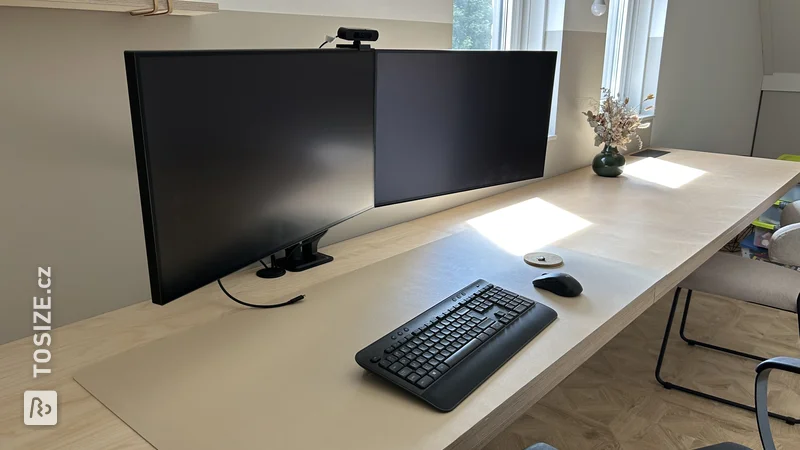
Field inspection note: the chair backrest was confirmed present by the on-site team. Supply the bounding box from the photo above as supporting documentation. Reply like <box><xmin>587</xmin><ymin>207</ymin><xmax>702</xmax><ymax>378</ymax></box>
<box><xmin>781</xmin><ymin>200</ymin><xmax>800</xmax><ymax>227</ymax></box>
<box><xmin>769</xmin><ymin>223</ymin><xmax>800</xmax><ymax>267</ymax></box>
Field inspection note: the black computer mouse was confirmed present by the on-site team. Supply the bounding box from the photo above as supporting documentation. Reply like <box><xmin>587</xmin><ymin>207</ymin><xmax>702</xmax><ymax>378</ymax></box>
<box><xmin>533</xmin><ymin>272</ymin><xmax>583</xmax><ymax>297</ymax></box>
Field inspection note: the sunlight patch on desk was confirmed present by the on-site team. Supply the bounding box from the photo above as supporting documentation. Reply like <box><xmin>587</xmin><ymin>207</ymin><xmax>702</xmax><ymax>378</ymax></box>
<box><xmin>624</xmin><ymin>157</ymin><xmax>706</xmax><ymax>189</ymax></box>
<box><xmin>467</xmin><ymin>198</ymin><xmax>592</xmax><ymax>256</ymax></box>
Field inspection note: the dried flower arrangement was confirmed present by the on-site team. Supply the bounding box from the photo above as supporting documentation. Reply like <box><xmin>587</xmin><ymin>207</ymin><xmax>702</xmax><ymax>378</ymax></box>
<box><xmin>584</xmin><ymin>88</ymin><xmax>654</xmax><ymax>151</ymax></box>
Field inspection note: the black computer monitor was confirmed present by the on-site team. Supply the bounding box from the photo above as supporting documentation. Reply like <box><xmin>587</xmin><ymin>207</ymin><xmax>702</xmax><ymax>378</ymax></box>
<box><xmin>125</xmin><ymin>50</ymin><xmax>375</xmax><ymax>305</ymax></box>
<box><xmin>374</xmin><ymin>50</ymin><xmax>557</xmax><ymax>207</ymax></box>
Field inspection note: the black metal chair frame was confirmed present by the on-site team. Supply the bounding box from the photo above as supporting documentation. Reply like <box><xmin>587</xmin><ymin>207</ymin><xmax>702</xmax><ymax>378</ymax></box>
<box><xmin>655</xmin><ymin>287</ymin><xmax>800</xmax><ymax>425</ymax></box>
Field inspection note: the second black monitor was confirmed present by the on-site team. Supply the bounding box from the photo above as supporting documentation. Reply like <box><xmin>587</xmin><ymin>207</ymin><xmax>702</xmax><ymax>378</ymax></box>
<box><xmin>375</xmin><ymin>50</ymin><xmax>557</xmax><ymax>207</ymax></box>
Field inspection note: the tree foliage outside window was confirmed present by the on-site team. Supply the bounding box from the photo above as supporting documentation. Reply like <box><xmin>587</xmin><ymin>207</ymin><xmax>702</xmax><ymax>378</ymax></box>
<box><xmin>452</xmin><ymin>0</ymin><xmax>495</xmax><ymax>50</ymax></box>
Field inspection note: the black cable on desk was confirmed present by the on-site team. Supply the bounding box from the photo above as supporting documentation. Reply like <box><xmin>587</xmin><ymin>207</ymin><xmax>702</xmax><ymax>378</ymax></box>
<box><xmin>217</xmin><ymin>278</ymin><xmax>304</xmax><ymax>309</ymax></box>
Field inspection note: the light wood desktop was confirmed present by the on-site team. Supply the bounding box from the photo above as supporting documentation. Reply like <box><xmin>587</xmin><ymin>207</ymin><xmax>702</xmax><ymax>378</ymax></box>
<box><xmin>1</xmin><ymin>149</ymin><xmax>798</xmax><ymax>450</ymax></box>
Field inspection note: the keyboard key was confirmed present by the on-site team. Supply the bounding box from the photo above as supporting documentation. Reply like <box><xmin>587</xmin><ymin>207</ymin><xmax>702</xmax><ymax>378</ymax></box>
<box><xmin>398</xmin><ymin>367</ymin><xmax>413</xmax><ymax>378</ymax></box>
<box><xmin>485</xmin><ymin>327</ymin><xmax>496</xmax><ymax>336</ymax></box>
<box><xmin>428</xmin><ymin>369</ymin><xmax>442</xmax><ymax>379</ymax></box>
<box><xmin>416</xmin><ymin>356</ymin><xmax>427</xmax><ymax>364</ymax></box>
<box><xmin>514</xmin><ymin>305</ymin><xmax>527</xmax><ymax>313</ymax></box>
<box><xmin>407</xmin><ymin>373</ymin><xmax>421</xmax><ymax>383</ymax></box>
<box><xmin>434</xmin><ymin>354</ymin><xmax>446</xmax><ymax>361</ymax></box>
<box><xmin>436</xmin><ymin>363</ymin><xmax>450</xmax><ymax>373</ymax></box>
<box><xmin>379</xmin><ymin>359</ymin><xmax>392</xmax><ymax>369</ymax></box>
<box><xmin>388</xmin><ymin>362</ymin><xmax>403</xmax><ymax>373</ymax></box>
<box><xmin>422</xmin><ymin>352</ymin><xmax>433</xmax><ymax>359</ymax></box>
<box><xmin>422</xmin><ymin>363</ymin><xmax>434</xmax><ymax>371</ymax></box>
<box><xmin>443</xmin><ymin>338</ymin><xmax>481</xmax><ymax>367</ymax></box>
<box><xmin>409</xmin><ymin>361</ymin><xmax>421</xmax><ymax>369</ymax></box>
<box><xmin>445</xmin><ymin>345</ymin><xmax>457</xmax><ymax>353</ymax></box>
<box><xmin>399</xmin><ymin>346</ymin><xmax>411</xmax><ymax>353</ymax></box>
<box><xmin>416</xmin><ymin>375</ymin><xmax>434</xmax><ymax>389</ymax></box>
<box><xmin>491</xmin><ymin>322</ymin><xmax>503</xmax><ymax>331</ymax></box>
<box><xmin>415</xmin><ymin>368</ymin><xmax>428</xmax><ymax>376</ymax></box>
<box><xmin>399</xmin><ymin>357</ymin><xmax>411</xmax><ymax>365</ymax></box>
<box><xmin>477</xmin><ymin>332</ymin><xmax>491</xmax><ymax>342</ymax></box>
<box><xmin>392</xmin><ymin>351</ymin><xmax>404</xmax><ymax>359</ymax></box>
<box><xmin>387</xmin><ymin>355</ymin><xmax>398</xmax><ymax>362</ymax></box>
<box><xmin>477</xmin><ymin>317</ymin><xmax>495</xmax><ymax>329</ymax></box>
<box><xmin>412</xmin><ymin>338</ymin><xmax>423</xmax><ymax>345</ymax></box>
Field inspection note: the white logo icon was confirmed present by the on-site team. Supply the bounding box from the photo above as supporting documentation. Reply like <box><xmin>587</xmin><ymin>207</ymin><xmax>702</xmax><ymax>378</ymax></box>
<box><xmin>24</xmin><ymin>390</ymin><xmax>57</xmax><ymax>426</ymax></box>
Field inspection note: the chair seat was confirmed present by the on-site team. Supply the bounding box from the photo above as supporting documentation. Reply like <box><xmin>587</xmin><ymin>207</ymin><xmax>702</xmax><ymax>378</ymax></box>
<box><xmin>680</xmin><ymin>252</ymin><xmax>800</xmax><ymax>313</ymax></box>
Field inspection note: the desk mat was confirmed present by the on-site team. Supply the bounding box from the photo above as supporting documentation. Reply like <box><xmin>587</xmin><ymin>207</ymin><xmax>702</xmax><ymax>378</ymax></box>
<box><xmin>75</xmin><ymin>229</ymin><xmax>659</xmax><ymax>450</ymax></box>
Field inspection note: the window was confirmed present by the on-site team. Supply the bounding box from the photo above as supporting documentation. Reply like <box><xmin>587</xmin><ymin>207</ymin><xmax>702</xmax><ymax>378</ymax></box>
<box><xmin>602</xmin><ymin>0</ymin><xmax>669</xmax><ymax>117</ymax></box>
<box><xmin>452</xmin><ymin>0</ymin><xmax>505</xmax><ymax>50</ymax></box>
<box><xmin>452</xmin><ymin>0</ymin><xmax>566</xmax><ymax>135</ymax></box>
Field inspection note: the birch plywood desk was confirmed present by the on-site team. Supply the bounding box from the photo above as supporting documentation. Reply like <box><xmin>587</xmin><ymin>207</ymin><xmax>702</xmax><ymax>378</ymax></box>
<box><xmin>1</xmin><ymin>149</ymin><xmax>798</xmax><ymax>450</ymax></box>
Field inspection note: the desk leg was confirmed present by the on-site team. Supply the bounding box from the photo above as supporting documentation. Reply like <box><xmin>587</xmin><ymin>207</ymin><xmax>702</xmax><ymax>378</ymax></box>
<box><xmin>654</xmin><ymin>287</ymin><xmax>799</xmax><ymax>425</ymax></box>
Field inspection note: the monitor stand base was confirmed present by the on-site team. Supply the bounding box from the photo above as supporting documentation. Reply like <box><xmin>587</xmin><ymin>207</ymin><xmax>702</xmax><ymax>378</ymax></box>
<box><xmin>276</xmin><ymin>230</ymin><xmax>334</xmax><ymax>272</ymax></box>
<box><xmin>256</xmin><ymin>255</ymin><xmax>286</xmax><ymax>279</ymax></box>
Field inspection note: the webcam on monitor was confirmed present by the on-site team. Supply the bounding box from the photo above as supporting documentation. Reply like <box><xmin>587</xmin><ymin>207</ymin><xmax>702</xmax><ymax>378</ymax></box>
<box><xmin>336</xmin><ymin>27</ymin><xmax>378</xmax><ymax>50</ymax></box>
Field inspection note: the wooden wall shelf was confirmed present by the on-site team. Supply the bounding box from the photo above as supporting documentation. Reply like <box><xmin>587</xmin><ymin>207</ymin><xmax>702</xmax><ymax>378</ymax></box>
<box><xmin>0</xmin><ymin>0</ymin><xmax>218</xmax><ymax>16</ymax></box>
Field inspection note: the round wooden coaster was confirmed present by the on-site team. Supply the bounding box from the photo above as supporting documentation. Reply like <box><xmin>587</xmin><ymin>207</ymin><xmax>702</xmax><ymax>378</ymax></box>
<box><xmin>524</xmin><ymin>252</ymin><xmax>564</xmax><ymax>268</ymax></box>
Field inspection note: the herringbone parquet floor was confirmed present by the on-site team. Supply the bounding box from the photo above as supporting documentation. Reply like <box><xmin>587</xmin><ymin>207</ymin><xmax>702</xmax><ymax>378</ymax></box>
<box><xmin>486</xmin><ymin>289</ymin><xmax>800</xmax><ymax>450</ymax></box>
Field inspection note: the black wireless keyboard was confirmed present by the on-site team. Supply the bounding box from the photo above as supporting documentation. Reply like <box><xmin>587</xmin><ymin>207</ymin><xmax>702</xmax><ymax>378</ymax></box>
<box><xmin>355</xmin><ymin>279</ymin><xmax>558</xmax><ymax>411</ymax></box>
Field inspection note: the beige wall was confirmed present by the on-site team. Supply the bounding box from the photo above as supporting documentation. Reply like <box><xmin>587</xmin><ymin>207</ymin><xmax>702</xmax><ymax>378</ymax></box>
<box><xmin>651</xmin><ymin>0</ymin><xmax>763</xmax><ymax>156</ymax></box>
<box><xmin>0</xmin><ymin>5</ymin><xmax>610</xmax><ymax>344</ymax></box>
<box><xmin>753</xmin><ymin>91</ymin><xmax>800</xmax><ymax>159</ymax></box>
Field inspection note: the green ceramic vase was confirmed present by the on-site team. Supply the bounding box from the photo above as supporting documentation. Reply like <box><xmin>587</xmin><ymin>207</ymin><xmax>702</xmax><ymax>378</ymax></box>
<box><xmin>592</xmin><ymin>145</ymin><xmax>626</xmax><ymax>177</ymax></box>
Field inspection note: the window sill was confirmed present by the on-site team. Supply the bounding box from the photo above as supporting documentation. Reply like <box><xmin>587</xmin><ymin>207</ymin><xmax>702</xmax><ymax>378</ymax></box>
<box><xmin>548</xmin><ymin>135</ymin><xmax>557</xmax><ymax>141</ymax></box>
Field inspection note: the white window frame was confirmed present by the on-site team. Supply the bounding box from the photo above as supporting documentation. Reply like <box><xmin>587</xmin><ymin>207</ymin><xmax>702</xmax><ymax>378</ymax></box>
<box><xmin>602</xmin><ymin>0</ymin><xmax>668</xmax><ymax>117</ymax></box>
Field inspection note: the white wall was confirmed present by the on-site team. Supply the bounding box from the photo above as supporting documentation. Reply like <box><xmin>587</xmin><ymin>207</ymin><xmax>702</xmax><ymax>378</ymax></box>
<box><xmin>769</xmin><ymin>0</ymin><xmax>800</xmax><ymax>74</ymax></box>
<box><xmin>651</xmin><ymin>0</ymin><xmax>763</xmax><ymax>155</ymax></box>
<box><xmin>751</xmin><ymin>0</ymin><xmax>800</xmax><ymax>160</ymax></box>
<box><xmin>563</xmin><ymin>0</ymin><xmax>606</xmax><ymax>32</ymax></box>
<box><xmin>217</xmin><ymin>0</ymin><xmax>454</xmax><ymax>24</ymax></box>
